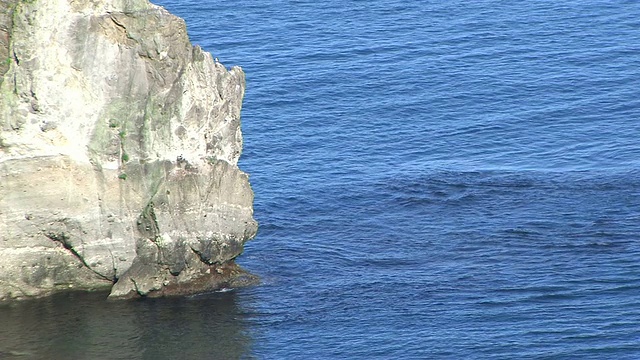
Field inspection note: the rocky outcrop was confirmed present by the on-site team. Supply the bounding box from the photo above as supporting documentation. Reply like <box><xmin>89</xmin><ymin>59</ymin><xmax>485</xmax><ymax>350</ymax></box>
<box><xmin>0</xmin><ymin>0</ymin><xmax>257</xmax><ymax>301</ymax></box>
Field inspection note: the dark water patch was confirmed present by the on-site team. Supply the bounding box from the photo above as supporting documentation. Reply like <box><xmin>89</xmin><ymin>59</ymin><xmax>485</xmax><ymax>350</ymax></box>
<box><xmin>0</xmin><ymin>290</ymin><xmax>254</xmax><ymax>360</ymax></box>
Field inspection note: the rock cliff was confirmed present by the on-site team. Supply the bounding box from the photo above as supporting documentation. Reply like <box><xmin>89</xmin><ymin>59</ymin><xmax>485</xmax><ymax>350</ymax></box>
<box><xmin>0</xmin><ymin>0</ymin><xmax>258</xmax><ymax>301</ymax></box>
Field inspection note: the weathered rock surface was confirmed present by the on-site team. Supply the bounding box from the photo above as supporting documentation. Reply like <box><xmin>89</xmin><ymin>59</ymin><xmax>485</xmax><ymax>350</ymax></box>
<box><xmin>0</xmin><ymin>0</ymin><xmax>257</xmax><ymax>301</ymax></box>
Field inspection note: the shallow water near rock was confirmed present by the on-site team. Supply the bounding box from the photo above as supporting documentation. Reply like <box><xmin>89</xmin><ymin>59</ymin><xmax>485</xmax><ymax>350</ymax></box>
<box><xmin>0</xmin><ymin>290</ymin><xmax>253</xmax><ymax>359</ymax></box>
<box><xmin>2</xmin><ymin>0</ymin><xmax>640</xmax><ymax>358</ymax></box>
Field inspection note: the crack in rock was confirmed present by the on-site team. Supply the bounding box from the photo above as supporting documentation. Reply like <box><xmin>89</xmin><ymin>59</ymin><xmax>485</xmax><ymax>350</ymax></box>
<box><xmin>44</xmin><ymin>231</ymin><xmax>113</xmax><ymax>282</ymax></box>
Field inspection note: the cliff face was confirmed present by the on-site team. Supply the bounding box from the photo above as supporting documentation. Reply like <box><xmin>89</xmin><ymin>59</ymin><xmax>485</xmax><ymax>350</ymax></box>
<box><xmin>0</xmin><ymin>0</ymin><xmax>258</xmax><ymax>301</ymax></box>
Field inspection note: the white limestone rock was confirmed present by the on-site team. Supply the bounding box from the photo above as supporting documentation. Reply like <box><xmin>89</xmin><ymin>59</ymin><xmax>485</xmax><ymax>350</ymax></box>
<box><xmin>0</xmin><ymin>0</ymin><xmax>257</xmax><ymax>301</ymax></box>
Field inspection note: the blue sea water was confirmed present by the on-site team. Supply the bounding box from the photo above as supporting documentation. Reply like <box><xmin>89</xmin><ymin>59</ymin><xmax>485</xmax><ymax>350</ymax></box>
<box><xmin>2</xmin><ymin>0</ymin><xmax>640</xmax><ymax>358</ymax></box>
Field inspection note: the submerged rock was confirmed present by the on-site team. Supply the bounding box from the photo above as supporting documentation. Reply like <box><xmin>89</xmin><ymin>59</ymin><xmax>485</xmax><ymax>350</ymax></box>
<box><xmin>0</xmin><ymin>0</ymin><xmax>257</xmax><ymax>301</ymax></box>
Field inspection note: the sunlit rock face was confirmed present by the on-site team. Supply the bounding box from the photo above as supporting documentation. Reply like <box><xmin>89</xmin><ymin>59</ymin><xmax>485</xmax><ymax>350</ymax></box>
<box><xmin>0</xmin><ymin>0</ymin><xmax>257</xmax><ymax>301</ymax></box>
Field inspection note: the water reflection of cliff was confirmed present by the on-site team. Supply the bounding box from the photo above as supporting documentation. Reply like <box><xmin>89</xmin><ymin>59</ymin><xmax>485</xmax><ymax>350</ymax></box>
<box><xmin>0</xmin><ymin>290</ymin><xmax>253</xmax><ymax>359</ymax></box>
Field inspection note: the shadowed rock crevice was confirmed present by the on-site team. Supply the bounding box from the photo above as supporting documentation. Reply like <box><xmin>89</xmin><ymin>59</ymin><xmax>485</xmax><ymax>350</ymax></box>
<box><xmin>136</xmin><ymin>201</ymin><xmax>160</xmax><ymax>239</ymax></box>
<box><xmin>44</xmin><ymin>230</ymin><xmax>114</xmax><ymax>282</ymax></box>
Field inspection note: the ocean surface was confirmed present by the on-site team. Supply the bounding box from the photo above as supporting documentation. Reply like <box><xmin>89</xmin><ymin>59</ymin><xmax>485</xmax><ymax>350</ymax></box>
<box><xmin>2</xmin><ymin>0</ymin><xmax>640</xmax><ymax>358</ymax></box>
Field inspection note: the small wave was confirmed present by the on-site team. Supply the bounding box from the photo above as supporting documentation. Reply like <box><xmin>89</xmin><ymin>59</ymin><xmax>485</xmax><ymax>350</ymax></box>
<box><xmin>0</xmin><ymin>350</ymin><xmax>33</xmax><ymax>358</ymax></box>
<box><xmin>502</xmin><ymin>228</ymin><xmax>544</xmax><ymax>237</ymax></box>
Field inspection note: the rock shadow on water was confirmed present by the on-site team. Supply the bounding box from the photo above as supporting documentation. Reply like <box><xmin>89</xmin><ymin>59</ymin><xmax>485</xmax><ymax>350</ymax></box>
<box><xmin>0</xmin><ymin>287</ymin><xmax>256</xmax><ymax>359</ymax></box>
